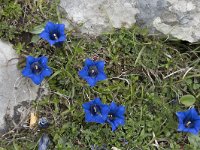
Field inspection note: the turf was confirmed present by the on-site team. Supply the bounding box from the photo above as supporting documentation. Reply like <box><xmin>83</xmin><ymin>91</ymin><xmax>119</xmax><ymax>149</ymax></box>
<box><xmin>0</xmin><ymin>0</ymin><xmax>200</xmax><ymax>149</ymax></box>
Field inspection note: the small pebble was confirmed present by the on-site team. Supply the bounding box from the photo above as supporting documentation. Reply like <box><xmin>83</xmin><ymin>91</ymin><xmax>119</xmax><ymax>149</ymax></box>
<box><xmin>38</xmin><ymin>134</ymin><xmax>50</xmax><ymax>150</ymax></box>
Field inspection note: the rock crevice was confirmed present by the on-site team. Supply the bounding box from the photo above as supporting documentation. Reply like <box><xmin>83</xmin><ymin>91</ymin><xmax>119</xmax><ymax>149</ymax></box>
<box><xmin>0</xmin><ymin>40</ymin><xmax>39</xmax><ymax>130</ymax></box>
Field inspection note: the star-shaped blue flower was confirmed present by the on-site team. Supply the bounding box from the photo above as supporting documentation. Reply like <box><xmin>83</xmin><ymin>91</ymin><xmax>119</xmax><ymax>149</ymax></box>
<box><xmin>106</xmin><ymin>102</ymin><xmax>125</xmax><ymax>131</ymax></box>
<box><xmin>82</xmin><ymin>98</ymin><xmax>110</xmax><ymax>124</ymax></box>
<box><xmin>78</xmin><ymin>58</ymin><xmax>107</xmax><ymax>87</ymax></box>
<box><xmin>176</xmin><ymin>108</ymin><xmax>200</xmax><ymax>135</ymax></box>
<box><xmin>40</xmin><ymin>21</ymin><xmax>66</xmax><ymax>46</ymax></box>
<box><xmin>22</xmin><ymin>56</ymin><xmax>53</xmax><ymax>85</ymax></box>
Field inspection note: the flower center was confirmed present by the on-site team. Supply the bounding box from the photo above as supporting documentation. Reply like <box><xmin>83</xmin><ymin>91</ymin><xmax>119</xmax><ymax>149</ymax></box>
<box><xmin>108</xmin><ymin>113</ymin><xmax>116</xmax><ymax>121</ymax></box>
<box><xmin>88</xmin><ymin>66</ymin><xmax>98</xmax><ymax>77</ymax></box>
<box><xmin>50</xmin><ymin>32</ymin><xmax>59</xmax><ymax>40</ymax></box>
<box><xmin>53</xmin><ymin>33</ymin><xmax>58</xmax><ymax>40</ymax></box>
<box><xmin>31</xmin><ymin>62</ymin><xmax>42</xmax><ymax>74</ymax></box>
<box><xmin>90</xmin><ymin>105</ymin><xmax>101</xmax><ymax>115</ymax></box>
<box><xmin>185</xmin><ymin>120</ymin><xmax>193</xmax><ymax>128</ymax></box>
<box><xmin>38</xmin><ymin>117</ymin><xmax>49</xmax><ymax>128</ymax></box>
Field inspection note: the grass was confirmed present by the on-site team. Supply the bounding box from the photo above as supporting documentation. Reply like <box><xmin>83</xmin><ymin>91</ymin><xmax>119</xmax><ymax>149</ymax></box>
<box><xmin>0</xmin><ymin>0</ymin><xmax>200</xmax><ymax>149</ymax></box>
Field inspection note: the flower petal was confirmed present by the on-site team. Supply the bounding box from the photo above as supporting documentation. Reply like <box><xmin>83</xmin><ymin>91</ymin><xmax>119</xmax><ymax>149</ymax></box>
<box><xmin>30</xmin><ymin>75</ymin><xmax>44</xmax><ymax>85</ymax></box>
<box><xmin>117</xmin><ymin>106</ymin><xmax>126</xmax><ymax>116</ymax></box>
<box><xmin>41</xmin><ymin>68</ymin><xmax>53</xmax><ymax>77</ymax></box>
<box><xmin>22</xmin><ymin>67</ymin><xmax>32</xmax><ymax>76</ymax></box>
<box><xmin>96</xmin><ymin>61</ymin><xmax>105</xmax><ymax>71</ymax></box>
<box><xmin>85</xmin><ymin>113</ymin><xmax>94</xmax><ymax>122</ymax></box>
<box><xmin>187</xmin><ymin>128</ymin><xmax>199</xmax><ymax>135</ymax></box>
<box><xmin>101</xmin><ymin>105</ymin><xmax>110</xmax><ymax>120</ymax></box>
<box><xmin>85</xmin><ymin>58</ymin><xmax>94</xmax><ymax>66</ymax></box>
<box><xmin>176</xmin><ymin>112</ymin><xmax>185</xmax><ymax>123</ymax></box>
<box><xmin>117</xmin><ymin>118</ymin><xmax>125</xmax><ymax>126</ymax></box>
<box><xmin>58</xmin><ymin>24</ymin><xmax>65</xmax><ymax>33</ymax></box>
<box><xmin>111</xmin><ymin>125</ymin><xmax>117</xmax><ymax>131</ymax></box>
<box><xmin>78</xmin><ymin>67</ymin><xmax>89</xmax><ymax>79</ymax></box>
<box><xmin>114</xmin><ymin>118</ymin><xmax>125</xmax><ymax>126</ymax></box>
<box><xmin>108</xmin><ymin>117</ymin><xmax>125</xmax><ymax>131</ymax></box>
<box><xmin>82</xmin><ymin>101</ymin><xmax>92</xmax><ymax>110</ymax></box>
<box><xmin>49</xmin><ymin>39</ymin><xmax>56</xmax><ymax>46</ymax></box>
<box><xmin>45</xmin><ymin>21</ymin><xmax>56</xmax><ymax>33</ymax></box>
<box><xmin>58</xmin><ymin>35</ymin><xmax>66</xmax><ymax>42</ymax></box>
<box><xmin>96</xmin><ymin>72</ymin><xmax>107</xmax><ymax>81</ymax></box>
<box><xmin>107</xmin><ymin>120</ymin><xmax>117</xmax><ymax>131</ymax></box>
<box><xmin>26</xmin><ymin>56</ymin><xmax>35</xmax><ymax>64</ymax></box>
<box><xmin>110</xmin><ymin>102</ymin><xmax>117</xmax><ymax>111</ymax></box>
<box><xmin>93</xmin><ymin>115</ymin><xmax>106</xmax><ymax>124</ymax></box>
<box><xmin>190</xmin><ymin>108</ymin><xmax>199</xmax><ymax>118</ymax></box>
<box><xmin>195</xmin><ymin>120</ymin><xmax>200</xmax><ymax>127</ymax></box>
<box><xmin>85</xmin><ymin>112</ymin><xmax>106</xmax><ymax>123</ymax></box>
<box><xmin>39</xmin><ymin>56</ymin><xmax>48</xmax><ymax>67</ymax></box>
<box><xmin>177</xmin><ymin>123</ymin><xmax>186</xmax><ymax>131</ymax></box>
<box><xmin>40</xmin><ymin>31</ymin><xmax>56</xmax><ymax>46</ymax></box>
<box><xmin>40</xmin><ymin>31</ymin><xmax>50</xmax><ymax>41</ymax></box>
<box><xmin>93</xmin><ymin>98</ymin><xmax>102</xmax><ymax>105</ymax></box>
<box><xmin>86</xmin><ymin>77</ymin><xmax>97</xmax><ymax>87</ymax></box>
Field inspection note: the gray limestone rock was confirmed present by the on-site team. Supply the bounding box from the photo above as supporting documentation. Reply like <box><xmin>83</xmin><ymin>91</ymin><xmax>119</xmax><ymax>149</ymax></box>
<box><xmin>60</xmin><ymin>0</ymin><xmax>200</xmax><ymax>42</ymax></box>
<box><xmin>152</xmin><ymin>0</ymin><xmax>200</xmax><ymax>42</ymax></box>
<box><xmin>60</xmin><ymin>0</ymin><xmax>139</xmax><ymax>35</ymax></box>
<box><xmin>0</xmin><ymin>40</ymin><xmax>39</xmax><ymax>130</ymax></box>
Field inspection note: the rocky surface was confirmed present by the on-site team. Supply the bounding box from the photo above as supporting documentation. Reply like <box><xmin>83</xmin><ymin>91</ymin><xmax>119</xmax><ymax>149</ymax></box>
<box><xmin>152</xmin><ymin>0</ymin><xmax>200</xmax><ymax>42</ymax></box>
<box><xmin>60</xmin><ymin>0</ymin><xmax>200</xmax><ymax>42</ymax></box>
<box><xmin>0</xmin><ymin>40</ymin><xmax>39</xmax><ymax>131</ymax></box>
<box><xmin>60</xmin><ymin>0</ymin><xmax>139</xmax><ymax>35</ymax></box>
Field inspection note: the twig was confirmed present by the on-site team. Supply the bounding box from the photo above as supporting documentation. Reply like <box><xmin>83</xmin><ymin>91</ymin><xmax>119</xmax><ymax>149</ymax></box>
<box><xmin>163</xmin><ymin>68</ymin><xmax>189</xmax><ymax>79</ymax></box>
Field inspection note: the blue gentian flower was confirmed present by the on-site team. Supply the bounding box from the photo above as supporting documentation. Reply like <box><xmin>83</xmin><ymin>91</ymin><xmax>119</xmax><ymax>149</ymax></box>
<box><xmin>82</xmin><ymin>98</ymin><xmax>110</xmax><ymax>124</ymax></box>
<box><xmin>176</xmin><ymin>108</ymin><xmax>200</xmax><ymax>135</ymax></box>
<box><xmin>38</xmin><ymin>117</ymin><xmax>49</xmax><ymax>128</ymax></box>
<box><xmin>22</xmin><ymin>56</ymin><xmax>53</xmax><ymax>85</ymax></box>
<box><xmin>78</xmin><ymin>58</ymin><xmax>107</xmax><ymax>87</ymax></box>
<box><xmin>106</xmin><ymin>102</ymin><xmax>125</xmax><ymax>131</ymax></box>
<box><xmin>40</xmin><ymin>21</ymin><xmax>66</xmax><ymax>46</ymax></box>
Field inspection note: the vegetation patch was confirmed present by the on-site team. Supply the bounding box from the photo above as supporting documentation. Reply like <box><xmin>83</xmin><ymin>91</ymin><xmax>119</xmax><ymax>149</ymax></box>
<box><xmin>0</xmin><ymin>0</ymin><xmax>200</xmax><ymax>149</ymax></box>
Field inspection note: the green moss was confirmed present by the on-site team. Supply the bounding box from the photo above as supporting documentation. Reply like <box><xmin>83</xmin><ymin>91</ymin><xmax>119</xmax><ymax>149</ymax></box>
<box><xmin>0</xmin><ymin>1</ymin><xmax>22</xmax><ymax>39</ymax></box>
<box><xmin>0</xmin><ymin>0</ymin><xmax>58</xmax><ymax>41</ymax></box>
<box><xmin>1</xmin><ymin>2</ymin><xmax>22</xmax><ymax>19</ymax></box>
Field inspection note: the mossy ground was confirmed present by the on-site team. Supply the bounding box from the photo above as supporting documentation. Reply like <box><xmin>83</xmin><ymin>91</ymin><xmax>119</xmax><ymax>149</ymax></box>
<box><xmin>0</xmin><ymin>0</ymin><xmax>200</xmax><ymax>149</ymax></box>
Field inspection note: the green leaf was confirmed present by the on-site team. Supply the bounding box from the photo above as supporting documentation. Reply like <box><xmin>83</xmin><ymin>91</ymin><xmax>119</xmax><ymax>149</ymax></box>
<box><xmin>31</xmin><ymin>34</ymin><xmax>40</xmax><ymax>43</ymax></box>
<box><xmin>29</xmin><ymin>24</ymin><xmax>44</xmax><ymax>34</ymax></box>
<box><xmin>47</xmin><ymin>70</ymin><xmax>62</xmax><ymax>81</ymax></box>
<box><xmin>188</xmin><ymin>134</ymin><xmax>200</xmax><ymax>149</ymax></box>
<box><xmin>13</xmin><ymin>142</ymin><xmax>22</xmax><ymax>150</ymax></box>
<box><xmin>134</xmin><ymin>46</ymin><xmax>146</xmax><ymax>66</ymax></box>
<box><xmin>15</xmin><ymin>42</ymin><xmax>24</xmax><ymax>54</ymax></box>
<box><xmin>180</xmin><ymin>95</ymin><xmax>196</xmax><ymax>107</ymax></box>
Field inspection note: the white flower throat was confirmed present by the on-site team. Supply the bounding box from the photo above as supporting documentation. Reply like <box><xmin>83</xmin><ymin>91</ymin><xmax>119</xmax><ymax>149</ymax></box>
<box><xmin>53</xmin><ymin>33</ymin><xmax>58</xmax><ymax>40</ymax></box>
<box><xmin>35</xmin><ymin>65</ymin><xmax>39</xmax><ymax>70</ymax></box>
<box><xmin>186</xmin><ymin>121</ymin><xmax>192</xmax><ymax>127</ymax></box>
<box><xmin>89</xmin><ymin>66</ymin><xmax>98</xmax><ymax>77</ymax></box>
